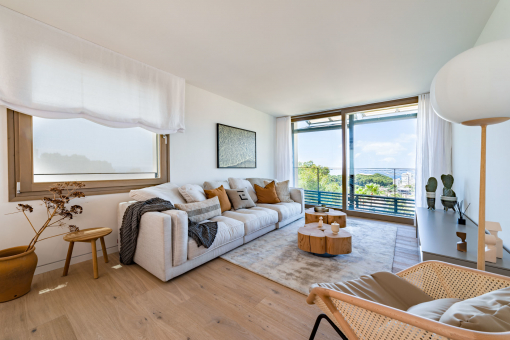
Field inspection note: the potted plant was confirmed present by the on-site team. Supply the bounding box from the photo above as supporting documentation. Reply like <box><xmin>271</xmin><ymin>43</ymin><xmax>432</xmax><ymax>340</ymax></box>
<box><xmin>0</xmin><ymin>182</ymin><xmax>85</xmax><ymax>302</ymax></box>
<box><xmin>425</xmin><ymin>177</ymin><xmax>437</xmax><ymax>210</ymax></box>
<box><xmin>440</xmin><ymin>174</ymin><xmax>457</xmax><ymax>211</ymax></box>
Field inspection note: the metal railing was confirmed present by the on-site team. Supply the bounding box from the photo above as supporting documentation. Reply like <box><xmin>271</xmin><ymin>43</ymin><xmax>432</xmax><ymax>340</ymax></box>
<box><xmin>296</xmin><ymin>167</ymin><xmax>415</xmax><ymax>218</ymax></box>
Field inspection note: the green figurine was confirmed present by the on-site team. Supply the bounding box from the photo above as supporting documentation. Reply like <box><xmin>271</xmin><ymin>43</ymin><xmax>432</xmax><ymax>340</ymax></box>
<box><xmin>425</xmin><ymin>177</ymin><xmax>437</xmax><ymax>210</ymax></box>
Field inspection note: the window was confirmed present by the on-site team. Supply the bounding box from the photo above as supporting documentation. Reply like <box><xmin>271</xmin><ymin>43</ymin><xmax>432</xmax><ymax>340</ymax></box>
<box><xmin>7</xmin><ymin>110</ymin><xmax>169</xmax><ymax>201</ymax></box>
<box><xmin>292</xmin><ymin>97</ymin><xmax>418</xmax><ymax>221</ymax></box>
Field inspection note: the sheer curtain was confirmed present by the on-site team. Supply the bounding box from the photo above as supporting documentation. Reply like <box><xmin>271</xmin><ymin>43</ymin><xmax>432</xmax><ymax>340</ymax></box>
<box><xmin>276</xmin><ymin>116</ymin><xmax>293</xmax><ymax>183</ymax></box>
<box><xmin>0</xmin><ymin>5</ymin><xmax>185</xmax><ymax>134</ymax></box>
<box><xmin>415</xmin><ymin>93</ymin><xmax>452</xmax><ymax>209</ymax></box>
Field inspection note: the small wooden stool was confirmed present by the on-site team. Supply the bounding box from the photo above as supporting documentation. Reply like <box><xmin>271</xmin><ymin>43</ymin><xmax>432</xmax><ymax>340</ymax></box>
<box><xmin>63</xmin><ymin>227</ymin><xmax>112</xmax><ymax>279</ymax></box>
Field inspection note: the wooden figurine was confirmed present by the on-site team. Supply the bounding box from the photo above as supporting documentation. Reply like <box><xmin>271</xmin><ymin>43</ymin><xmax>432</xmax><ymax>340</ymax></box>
<box><xmin>456</xmin><ymin>232</ymin><xmax>467</xmax><ymax>252</ymax></box>
<box><xmin>317</xmin><ymin>216</ymin><xmax>323</xmax><ymax>228</ymax></box>
<box><xmin>486</xmin><ymin>221</ymin><xmax>503</xmax><ymax>258</ymax></box>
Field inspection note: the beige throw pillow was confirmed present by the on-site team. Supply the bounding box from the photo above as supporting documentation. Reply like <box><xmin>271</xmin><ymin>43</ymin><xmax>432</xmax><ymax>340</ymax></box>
<box><xmin>264</xmin><ymin>180</ymin><xmax>294</xmax><ymax>203</ymax></box>
<box><xmin>174</xmin><ymin>197</ymin><xmax>222</xmax><ymax>223</ymax></box>
<box><xmin>178</xmin><ymin>184</ymin><xmax>207</xmax><ymax>203</ymax></box>
<box><xmin>228</xmin><ymin>178</ymin><xmax>258</xmax><ymax>202</ymax></box>
<box><xmin>226</xmin><ymin>188</ymin><xmax>256</xmax><ymax>210</ymax></box>
<box><xmin>203</xmin><ymin>180</ymin><xmax>230</xmax><ymax>191</ymax></box>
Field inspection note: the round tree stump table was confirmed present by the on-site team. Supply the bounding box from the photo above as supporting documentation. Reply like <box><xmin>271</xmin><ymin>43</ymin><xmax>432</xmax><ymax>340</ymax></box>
<box><xmin>305</xmin><ymin>208</ymin><xmax>347</xmax><ymax>228</ymax></box>
<box><xmin>63</xmin><ymin>227</ymin><xmax>112</xmax><ymax>279</ymax></box>
<box><xmin>298</xmin><ymin>223</ymin><xmax>352</xmax><ymax>257</ymax></box>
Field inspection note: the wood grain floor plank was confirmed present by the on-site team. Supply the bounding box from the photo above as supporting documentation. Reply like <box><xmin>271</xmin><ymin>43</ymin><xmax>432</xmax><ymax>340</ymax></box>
<box><xmin>28</xmin><ymin>315</ymin><xmax>77</xmax><ymax>340</ymax></box>
<box><xmin>1</xmin><ymin>218</ymin><xmax>420</xmax><ymax>340</ymax></box>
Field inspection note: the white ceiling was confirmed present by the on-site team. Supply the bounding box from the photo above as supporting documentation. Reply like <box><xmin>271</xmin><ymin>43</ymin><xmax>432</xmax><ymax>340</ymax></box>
<box><xmin>0</xmin><ymin>0</ymin><xmax>498</xmax><ymax>116</ymax></box>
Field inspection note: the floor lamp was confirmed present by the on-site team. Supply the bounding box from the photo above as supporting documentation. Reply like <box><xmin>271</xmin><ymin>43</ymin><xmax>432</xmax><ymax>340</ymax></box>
<box><xmin>431</xmin><ymin>39</ymin><xmax>510</xmax><ymax>271</ymax></box>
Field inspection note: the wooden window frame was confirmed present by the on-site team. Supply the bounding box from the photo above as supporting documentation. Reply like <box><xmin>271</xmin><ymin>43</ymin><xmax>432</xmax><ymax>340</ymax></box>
<box><xmin>7</xmin><ymin>110</ymin><xmax>170</xmax><ymax>202</ymax></box>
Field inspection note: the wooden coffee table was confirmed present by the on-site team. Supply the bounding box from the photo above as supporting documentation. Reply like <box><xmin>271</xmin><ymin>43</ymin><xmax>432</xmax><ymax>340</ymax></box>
<box><xmin>305</xmin><ymin>208</ymin><xmax>346</xmax><ymax>228</ymax></box>
<box><xmin>298</xmin><ymin>223</ymin><xmax>352</xmax><ymax>257</ymax></box>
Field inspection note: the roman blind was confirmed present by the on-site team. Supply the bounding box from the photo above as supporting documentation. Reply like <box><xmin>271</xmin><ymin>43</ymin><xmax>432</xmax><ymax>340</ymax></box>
<box><xmin>0</xmin><ymin>5</ymin><xmax>185</xmax><ymax>134</ymax></box>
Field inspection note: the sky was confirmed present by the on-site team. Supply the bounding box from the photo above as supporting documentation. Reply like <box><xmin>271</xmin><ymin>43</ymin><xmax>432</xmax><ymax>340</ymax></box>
<box><xmin>296</xmin><ymin>118</ymin><xmax>417</xmax><ymax>173</ymax></box>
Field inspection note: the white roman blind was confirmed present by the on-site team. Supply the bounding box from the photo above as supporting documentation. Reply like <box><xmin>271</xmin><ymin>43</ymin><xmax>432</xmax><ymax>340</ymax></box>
<box><xmin>0</xmin><ymin>6</ymin><xmax>185</xmax><ymax>134</ymax></box>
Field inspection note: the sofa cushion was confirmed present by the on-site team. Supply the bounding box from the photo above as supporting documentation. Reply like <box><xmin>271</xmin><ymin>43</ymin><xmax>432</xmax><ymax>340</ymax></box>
<box><xmin>174</xmin><ymin>197</ymin><xmax>221</xmax><ymax>223</ymax></box>
<box><xmin>439</xmin><ymin>286</ymin><xmax>510</xmax><ymax>332</ymax></box>
<box><xmin>226</xmin><ymin>188</ymin><xmax>256</xmax><ymax>210</ymax></box>
<box><xmin>228</xmin><ymin>178</ymin><xmax>258</xmax><ymax>202</ymax></box>
<box><xmin>178</xmin><ymin>184</ymin><xmax>207</xmax><ymax>203</ymax></box>
<box><xmin>246</xmin><ymin>178</ymin><xmax>274</xmax><ymax>188</ymax></box>
<box><xmin>129</xmin><ymin>182</ymin><xmax>186</xmax><ymax>205</ymax></box>
<box><xmin>256</xmin><ymin>202</ymin><xmax>302</xmax><ymax>222</ymax></box>
<box><xmin>204</xmin><ymin>185</ymin><xmax>232</xmax><ymax>213</ymax></box>
<box><xmin>407</xmin><ymin>298</ymin><xmax>462</xmax><ymax>321</ymax></box>
<box><xmin>222</xmin><ymin>207</ymin><xmax>278</xmax><ymax>235</ymax></box>
<box><xmin>203</xmin><ymin>180</ymin><xmax>230</xmax><ymax>190</ymax></box>
<box><xmin>254</xmin><ymin>181</ymin><xmax>281</xmax><ymax>204</ymax></box>
<box><xmin>188</xmin><ymin>216</ymin><xmax>244</xmax><ymax>260</ymax></box>
<box><xmin>264</xmin><ymin>180</ymin><xmax>294</xmax><ymax>203</ymax></box>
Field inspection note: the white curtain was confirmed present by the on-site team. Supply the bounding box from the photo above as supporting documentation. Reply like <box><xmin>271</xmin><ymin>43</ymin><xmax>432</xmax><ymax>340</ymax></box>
<box><xmin>415</xmin><ymin>93</ymin><xmax>452</xmax><ymax>209</ymax></box>
<box><xmin>0</xmin><ymin>6</ymin><xmax>185</xmax><ymax>134</ymax></box>
<box><xmin>276</xmin><ymin>116</ymin><xmax>293</xmax><ymax>183</ymax></box>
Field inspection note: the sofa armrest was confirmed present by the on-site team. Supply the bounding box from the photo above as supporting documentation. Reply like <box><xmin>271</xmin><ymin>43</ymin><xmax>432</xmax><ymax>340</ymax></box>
<box><xmin>160</xmin><ymin>210</ymin><xmax>189</xmax><ymax>267</ymax></box>
<box><xmin>117</xmin><ymin>202</ymin><xmax>189</xmax><ymax>281</ymax></box>
<box><xmin>290</xmin><ymin>187</ymin><xmax>305</xmax><ymax>213</ymax></box>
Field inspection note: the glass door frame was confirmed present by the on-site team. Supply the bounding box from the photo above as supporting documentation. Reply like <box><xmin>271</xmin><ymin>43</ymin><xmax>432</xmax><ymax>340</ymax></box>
<box><xmin>292</xmin><ymin>96</ymin><xmax>418</xmax><ymax>225</ymax></box>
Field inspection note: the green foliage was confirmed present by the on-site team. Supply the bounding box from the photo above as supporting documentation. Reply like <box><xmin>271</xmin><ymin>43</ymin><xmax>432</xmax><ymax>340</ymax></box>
<box><xmin>355</xmin><ymin>173</ymin><xmax>393</xmax><ymax>187</ymax></box>
<box><xmin>425</xmin><ymin>177</ymin><xmax>437</xmax><ymax>192</ymax></box>
<box><xmin>297</xmin><ymin>161</ymin><xmax>341</xmax><ymax>192</ymax></box>
<box><xmin>355</xmin><ymin>183</ymin><xmax>383</xmax><ymax>195</ymax></box>
<box><xmin>441</xmin><ymin>174</ymin><xmax>456</xmax><ymax>197</ymax></box>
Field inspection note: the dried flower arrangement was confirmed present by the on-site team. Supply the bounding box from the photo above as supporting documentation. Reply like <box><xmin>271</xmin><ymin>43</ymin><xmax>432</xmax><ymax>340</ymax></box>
<box><xmin>14</xmin><ymin>182</ymin><xmax>86</xmax><ymax>252</ymax></box>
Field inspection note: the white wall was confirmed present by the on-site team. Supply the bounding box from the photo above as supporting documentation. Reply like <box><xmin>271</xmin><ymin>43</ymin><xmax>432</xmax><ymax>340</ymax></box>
<box><xmin>452</xmin><ymin>0</ymin><xmax>510</xmax><ymax>247</ymax></box>
<box><xmin>170</xmin><ymin>84</ymin><xmax>275</xmax><ymax>185</ymax></box>
<box><xmin>0</xmin><ymin>84</ymin><xmax>275</xmax><ymax>275</ymax></box>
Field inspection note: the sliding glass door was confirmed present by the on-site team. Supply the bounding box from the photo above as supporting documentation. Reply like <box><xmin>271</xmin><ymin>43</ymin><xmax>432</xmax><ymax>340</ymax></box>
<box><xmin>292</xmin><ymin>101</ymin><xmax>418</xmax><ymax>219</ymax></box>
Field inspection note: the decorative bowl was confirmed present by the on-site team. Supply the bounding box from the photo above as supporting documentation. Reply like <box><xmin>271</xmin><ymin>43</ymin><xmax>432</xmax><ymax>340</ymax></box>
<box><xmin>314</xmin><ymin>206</ymin><xmax>329</xmax><ymax>213</ymax></box>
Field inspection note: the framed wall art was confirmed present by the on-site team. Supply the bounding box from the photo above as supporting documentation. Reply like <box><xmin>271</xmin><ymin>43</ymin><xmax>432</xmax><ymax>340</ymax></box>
<box><xmin>217</xmin><ymin>124</ymin><xmax>256</xmax><ymax>168</ymax></box>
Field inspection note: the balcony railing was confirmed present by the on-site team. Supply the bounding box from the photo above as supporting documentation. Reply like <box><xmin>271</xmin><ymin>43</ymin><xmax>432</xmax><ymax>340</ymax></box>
<box><xmin>295</xmin><ymin>167</ymin><xmax>415</xmax><ymax>218</ymax></box>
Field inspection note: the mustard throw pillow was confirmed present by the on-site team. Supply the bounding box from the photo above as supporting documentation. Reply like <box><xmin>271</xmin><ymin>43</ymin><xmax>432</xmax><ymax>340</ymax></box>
<box><xmin>204</xmin><ymin>185</ymin><xmax>232</xmax><ymax>213</ymax></box>
<box><xmin>254</xmin><ymin>181</ymin><xmax>281</xmax><ymax>204</ymax></box>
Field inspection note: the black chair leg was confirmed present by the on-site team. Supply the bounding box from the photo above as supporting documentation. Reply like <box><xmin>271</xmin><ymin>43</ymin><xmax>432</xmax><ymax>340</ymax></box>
<box><xmin>309</xmin><ymin>314</ymin><xmax>348</xmax><ymax>340</ymax></box>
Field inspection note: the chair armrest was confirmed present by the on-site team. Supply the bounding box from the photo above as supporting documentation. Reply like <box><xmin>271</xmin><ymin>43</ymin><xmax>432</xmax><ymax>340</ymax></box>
<box><xmin>289</xmin><ymin>187</ymin><xmax>305</xmax><ymax>213</ymax></box>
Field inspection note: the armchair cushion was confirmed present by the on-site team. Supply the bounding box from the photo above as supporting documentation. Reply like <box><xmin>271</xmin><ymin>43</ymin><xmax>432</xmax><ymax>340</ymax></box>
<box><xmin>315</xmin><ymin>271</ymin><xmax>433</xmax><ymax>311</ymax></box>
<box><xmin>256</xmin><ymin>202</ymin><xmax>302</xmax><ymax>222</ymax></box>
<box><xmin>407</xmin><ymin>298</ymin><xmax>461</xmax><ymax>321</ymax></box>
<box><xmin>439</xmin><ymin>286</ymin><xmax>510</xmax><ymax>332</ymax></box>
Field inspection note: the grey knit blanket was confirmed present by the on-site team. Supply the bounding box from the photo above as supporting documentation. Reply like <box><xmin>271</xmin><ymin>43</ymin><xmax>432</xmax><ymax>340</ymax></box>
<box><xmin>119</xmin><ymin>197</ymin><xmax>218</xmax><ymax>265</ymax></box>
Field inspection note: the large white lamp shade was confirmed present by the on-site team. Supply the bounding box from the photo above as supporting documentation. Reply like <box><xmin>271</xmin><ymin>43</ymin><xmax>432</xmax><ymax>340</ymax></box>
<box><xmin>430</xmin><ymin>39</ymin><xmax>510</xmax><ymax>271</ymax></box>
<box><xmin>431</xmin><ymin>38</ymin><xmax>510</xmax><ymax>126</ymax></box>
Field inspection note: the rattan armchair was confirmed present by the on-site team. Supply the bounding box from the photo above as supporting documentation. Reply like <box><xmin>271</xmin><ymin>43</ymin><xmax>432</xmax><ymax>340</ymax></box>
<box><xmin>307</xmin><ymin>261</ymin><xmax>510</xmax><ymax>340</ymax></box>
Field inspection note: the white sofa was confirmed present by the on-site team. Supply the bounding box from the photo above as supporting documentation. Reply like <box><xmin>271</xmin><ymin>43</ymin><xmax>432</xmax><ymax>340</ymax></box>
<box><xmin>117</xmin><ymin>180</ymin><xmax>304</xmax><ymax>282</ymax></box>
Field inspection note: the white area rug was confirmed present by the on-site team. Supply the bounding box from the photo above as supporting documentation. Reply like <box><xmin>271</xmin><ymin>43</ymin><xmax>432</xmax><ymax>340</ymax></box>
<box><xmin>221</xmin><ymin>217</ymin><xmax>398</xmax><ymax>295</ymax></box>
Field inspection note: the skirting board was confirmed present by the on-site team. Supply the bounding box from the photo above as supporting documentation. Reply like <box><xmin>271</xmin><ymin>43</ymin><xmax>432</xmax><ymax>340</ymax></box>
<box><xmin>34</xmin><ymin>245</ymin><xmax>118</xmax><ymax>275</ymax></box>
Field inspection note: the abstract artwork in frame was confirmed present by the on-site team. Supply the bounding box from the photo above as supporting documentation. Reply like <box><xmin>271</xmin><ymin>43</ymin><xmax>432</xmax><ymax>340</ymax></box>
<box><xmin>217</xmin><ymin>124</ymin><xmax>256</xmax><ymax>168</ymax></box>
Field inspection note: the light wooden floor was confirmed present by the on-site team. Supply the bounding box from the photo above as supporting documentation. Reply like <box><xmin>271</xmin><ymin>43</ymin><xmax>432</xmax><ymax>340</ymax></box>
<box><xmin>0</xmin><ymin>220</ymin><xmax>419</xmax><ymax>340</ymax></box>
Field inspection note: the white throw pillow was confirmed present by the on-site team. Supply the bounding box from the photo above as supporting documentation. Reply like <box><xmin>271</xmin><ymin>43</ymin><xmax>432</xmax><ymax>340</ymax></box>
<box><xmin>264</xmin><ymin>180</ymin><xmax>294</xmax><ymax>203</ymax></box>
<box><xmin>129</xmin><ymin>182</ymin><xmax>186</xmax><ymax>205</ymax></box>
<box><xmin>203</xmin><ymin>180</ymin><xmax>231</xmax><ymax>191</ymax></box>
<box><xmin>228</xmin><ymin>178</ymin><xmax>258</xmax><ymax>202</ymax></box>
<box><xmin>178</xmin><ymin>184</ymin><xmax>207</xmax><ymax>203</ymax></box>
